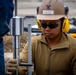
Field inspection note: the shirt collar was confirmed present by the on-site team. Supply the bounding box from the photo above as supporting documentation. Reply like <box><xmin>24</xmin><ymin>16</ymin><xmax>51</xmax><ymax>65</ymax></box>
<box><xmin>39</xmin><ymin>33</ymin><xmax>69</xmax><ymax>50</ymax></box>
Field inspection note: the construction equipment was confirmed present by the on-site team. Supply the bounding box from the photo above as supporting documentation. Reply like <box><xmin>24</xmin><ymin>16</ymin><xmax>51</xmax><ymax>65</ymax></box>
<box><xmin>10</xmin><ymin>15</ymin><xmax>36</xmax><ymax>75</ymax></box>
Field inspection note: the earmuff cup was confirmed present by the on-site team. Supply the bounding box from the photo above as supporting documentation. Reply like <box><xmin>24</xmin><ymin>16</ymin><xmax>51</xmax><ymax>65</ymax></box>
<box><xmin>37</xmin><ymin>19</ymin><xmax>70</xmax><ymax>33</ymax></box>
<box><xmin>37</xmin><ymin>19</ymin><xmax>41</xmax><ymax>30</ymax></box>
<box><xmin>62</xmin><ymin>18</ymin><xmax>70</xmax><ymax>33</ymax></box>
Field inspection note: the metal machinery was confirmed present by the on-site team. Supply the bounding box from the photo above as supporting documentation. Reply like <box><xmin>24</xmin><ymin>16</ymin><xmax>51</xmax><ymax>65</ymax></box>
<box><xmin>9</xmin><ymin>0</ymin><xmax>35</xmax><ymax>74</ymax></box>
<box><xmin>10</xmin><ymin>16</ymin><xmax>35</xmax><ymax>75</ymax></box>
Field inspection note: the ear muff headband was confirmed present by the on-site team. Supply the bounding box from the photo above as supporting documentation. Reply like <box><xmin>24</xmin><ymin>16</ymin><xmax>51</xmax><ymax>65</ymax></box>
<box><xmin>62</xmin><ymin>18</ymin><xmax>70</xmax><ymax>33</ymax></box>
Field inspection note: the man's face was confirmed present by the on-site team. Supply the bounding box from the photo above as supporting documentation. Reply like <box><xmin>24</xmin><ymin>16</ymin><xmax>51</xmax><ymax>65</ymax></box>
<box><xmin>40</xmin><ymin>20</ymin><xmax>62</xmax><ymax>39</ymax></box>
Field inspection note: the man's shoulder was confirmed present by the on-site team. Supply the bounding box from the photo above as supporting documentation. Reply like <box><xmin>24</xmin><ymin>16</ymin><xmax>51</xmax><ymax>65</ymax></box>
<box><xmin>32</xmin><ymin>35</ymin><xmax>41</xmax><ymax>41</ymax></box>
<box><xmin>68</xmin><ymin>35</ymin><xmax>76</xmax><ymax>45</ymax></box>
<box><xmin>31</xmin><ymin>35</ymin><xmax>42</xmax><ymax>47</ymax></box>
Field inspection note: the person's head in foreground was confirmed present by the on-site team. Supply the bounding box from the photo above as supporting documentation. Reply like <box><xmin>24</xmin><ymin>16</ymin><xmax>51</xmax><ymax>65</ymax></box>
<box><xmin>37</xmin><ymin>0</ymin><xmax>70</xmax><ymax>40</ymax></box>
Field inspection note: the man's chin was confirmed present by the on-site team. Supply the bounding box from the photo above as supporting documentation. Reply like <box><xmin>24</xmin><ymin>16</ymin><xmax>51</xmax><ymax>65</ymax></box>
<box><xmin>45</xmin><ymin>35</ymin><xmax>54</xmax><ymax>39</ymax></box>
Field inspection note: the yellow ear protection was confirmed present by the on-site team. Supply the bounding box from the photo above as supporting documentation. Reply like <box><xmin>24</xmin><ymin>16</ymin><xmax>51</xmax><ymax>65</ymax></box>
<box><xmin>36</xmin><ymin>5</ymin><xmax>70</xmax><ymax>33</ymax></box>
<box><xmin>36</xmin><ymin>7</ymin><xmax>42</xmax><ymax>30</ymax></box>
<box><xmin>37</xmin><ymin>19</ymin><xmax>42</xmax><ymax>30</ymax></box>
<box><xmin>37</xmin><ymin>18</ymin><xmax>70</xmax><ymax>33</ymax></box>
<box><xmin>62</xmin><ymin>18</ymin><xmax>70</xmax><ymax>33</ymax></box>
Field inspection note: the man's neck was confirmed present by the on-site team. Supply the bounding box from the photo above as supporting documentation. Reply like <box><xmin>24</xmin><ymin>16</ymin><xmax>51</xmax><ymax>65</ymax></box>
<box><xmin>46</xmin><ymin>33</ymin><xmax>62</xmax><ymax>48</ymax></box>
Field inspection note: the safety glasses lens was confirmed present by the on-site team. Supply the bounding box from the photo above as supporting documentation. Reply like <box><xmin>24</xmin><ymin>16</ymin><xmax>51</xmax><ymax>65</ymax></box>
<box><xmin>41</xmin><ymin>21</ymin><xmax>59</xmax><ymax>29</ymax></box>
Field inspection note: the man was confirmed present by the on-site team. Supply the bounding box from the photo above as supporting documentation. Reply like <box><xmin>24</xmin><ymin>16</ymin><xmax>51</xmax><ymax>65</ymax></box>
<box><xmin>6</xmin><ymin>0</ymin><xmax>76</xmax><ymax>75</ymax></box>
<box><xmin>0</xmin><ymin>0</ymin><xmax>14</xmax><ymax>75</ymax></box>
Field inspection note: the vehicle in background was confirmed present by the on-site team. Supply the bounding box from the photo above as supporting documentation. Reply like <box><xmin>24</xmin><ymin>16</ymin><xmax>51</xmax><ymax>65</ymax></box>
<box><xmin>24</xmin><ymin>24</ymin><xmax>41</xmax><ymax>36</ymax></box>
<box><xmin>31</xmin><ymin>25</ymin><xmax>41</xmax><ymax>35</ymax></box>
<box><xmin>68</xmin><ymin>18</ymin><xmax>76</xmax><ymax>38</ymax></box>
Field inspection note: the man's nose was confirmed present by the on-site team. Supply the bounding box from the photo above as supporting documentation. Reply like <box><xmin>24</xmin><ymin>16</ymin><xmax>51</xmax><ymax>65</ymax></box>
<box><xmin>45</xmin><ymin>26</ymin><xmax>51</xmax><ymax>30</ymax></box>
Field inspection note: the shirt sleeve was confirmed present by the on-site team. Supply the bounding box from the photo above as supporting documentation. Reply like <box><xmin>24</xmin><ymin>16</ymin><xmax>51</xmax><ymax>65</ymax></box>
<box><xmin>19</xmin><ymin>36</ymin><xmax>38</xmax><ymax>74</ymax></box>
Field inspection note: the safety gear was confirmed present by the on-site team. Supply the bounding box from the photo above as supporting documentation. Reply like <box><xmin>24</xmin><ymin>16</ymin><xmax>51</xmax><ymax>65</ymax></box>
<box><xmin>37</xmin><ymin>19</ymin><xmax>41</xmax><ymax>30</ymax></box>
<box><xmin>37</xmin><ymin>18</ymin><xmax>70</xmax><ymax>33</ymax></box>
<box><xmin>40</xmin><ymin>20</ymin><xmax>60</xmax><ymax>29</ymax></box>
<box><xmin>62</xmin><ymin>18</ymin><xmax>70</xmax><ymax>33</ymax></box>
<box><xmin>6</xmin><ymin>59</ymin><xmax>17</xmax><ymax>75</ymax></box>
<box><xmin>36</xmin><ymin>0</ymin><xmax>70</xmax><ymax>33</ymax></box>
<box><xmin>37</xmin><ymin>0</ymin><xmax>66</xmax><ymax>20</ymax></box>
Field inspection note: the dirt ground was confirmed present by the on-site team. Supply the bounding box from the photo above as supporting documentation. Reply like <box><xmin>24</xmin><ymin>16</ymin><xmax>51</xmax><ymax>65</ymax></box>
<box><xmin>4</xmin><ymin>32</ymin><xmax>28</xmax><ymax>53</ymax></box>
